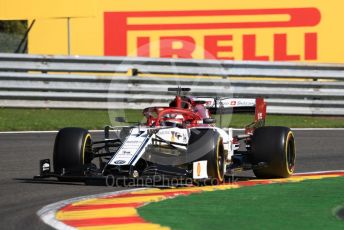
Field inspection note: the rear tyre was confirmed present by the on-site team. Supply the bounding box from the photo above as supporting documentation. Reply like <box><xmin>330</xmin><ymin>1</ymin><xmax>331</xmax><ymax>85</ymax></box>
<box><xmin>53</xmin><ymin>127</ymin><xmax>93</xmax><ymax>176</ymax></box>
<box><xmin>188</xmin><ymin>129</ymin><xmax>225</xmax><ymax>185</ymax></box>
<box><xmin>251</xmin><ymin>126</ymin><xmax>296</xmax><ymax>178</ymax></box>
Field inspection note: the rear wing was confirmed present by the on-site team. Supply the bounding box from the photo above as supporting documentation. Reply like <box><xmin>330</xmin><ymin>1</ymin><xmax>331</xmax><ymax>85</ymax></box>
<box><xmin>193</xmin><ymin>97</ymin><xmax>267</xmax><ymax>123</ymax></box>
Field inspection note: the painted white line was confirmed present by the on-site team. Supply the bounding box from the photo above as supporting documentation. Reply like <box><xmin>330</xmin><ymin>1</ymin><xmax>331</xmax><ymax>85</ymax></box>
<box><xmin>233</xmin><ymin>128</ymin><xmax>344</xmax><ymax>131</ymax></box>
<box><xmin>291</xmin><ymin>128</ymin><xmax>344</xmax><ymax>131</ymax></box>
<box><xmin>0</xmin><ymin>130</ymin><xmax>58</xmax><ymax>134</ymax></box>
<box><xmin>37</xmin><ymin>188</ymin><xmax>146</xmax><ymax>230</ymax></box>
<box><xmin>1</xmin><ymin>128</ymin><xmax>344</xmax><ymax>134</ymax></box>
<box><xmin>295</xmin><ymin>170</ymin><xmax>344</xmax><ymax>175</ymax></box>
<box><xmin>37</xmin><ymin>169</ymin><xmax>344</xmax><ymax>229</ymax></box>
<box><xmin>0</xmin><ymin>130</ymin><xmax>104</xmax><ymax>134</ymax></box>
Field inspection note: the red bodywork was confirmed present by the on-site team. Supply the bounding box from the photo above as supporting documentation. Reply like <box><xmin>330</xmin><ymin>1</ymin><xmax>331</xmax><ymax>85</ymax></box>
<box><xmin>143</xmin><ymin>95</ymin><xmax>267</xmax><ymax>131</ymax></box>
<box><xmin>143</xmin><ymin>95</ymin><xmax>210</xmax><ymax>128</ymax></box>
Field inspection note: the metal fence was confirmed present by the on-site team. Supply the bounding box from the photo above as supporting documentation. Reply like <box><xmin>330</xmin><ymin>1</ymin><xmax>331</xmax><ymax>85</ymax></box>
<box><xmin>0</xmin><ymin>53</ymin><xmax>343</xmax><ymax>115</ymax></box>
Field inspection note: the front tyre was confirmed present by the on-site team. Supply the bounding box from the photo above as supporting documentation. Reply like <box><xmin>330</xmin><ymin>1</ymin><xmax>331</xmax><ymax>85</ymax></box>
<box><xmin>251</xmin><ymin>126</ymin><xmax>296</xmax><ymax>178</ymax></box>
<box><xmin>188</xmin><ymin>129</ymin><xmax>225</xmax><ymax>184</ymax></box>
<box><xmin>53</xmin><ymin>127</ymin><xmax>92</xmax><ymax>176</ymax></box>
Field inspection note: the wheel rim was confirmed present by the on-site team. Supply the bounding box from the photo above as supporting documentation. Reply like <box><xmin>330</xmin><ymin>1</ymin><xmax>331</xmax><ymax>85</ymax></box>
<box><xmin>83</xmin><ymin>134</ymin><xmax>93</xmax><ymax>164</ymax></box>
<box><xmin>216</xmin><ymin>139</ymin><xmax>225</xmax><ymax>182</ymax></box>
<box><xmin>286</xmin><ymin>133</ymin><xmax>296</xmax><ymax>174</ymax></box>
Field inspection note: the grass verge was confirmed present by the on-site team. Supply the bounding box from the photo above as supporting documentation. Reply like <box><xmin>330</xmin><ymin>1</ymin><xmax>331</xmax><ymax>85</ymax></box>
<box><xmin>0</xmin><ymin>108</ymin><xmax>344</xmax><ymax>131</ymax></box>
<box><xmin>138</xmin><ymin>177</ymin><xmax>344</xmax><ymax>230</ymax></box>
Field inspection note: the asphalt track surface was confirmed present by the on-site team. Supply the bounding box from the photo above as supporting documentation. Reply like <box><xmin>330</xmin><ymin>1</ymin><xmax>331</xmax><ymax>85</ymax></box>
<box><xmin>0</xmin><ymin>130</ymin><xmax>344</xmax><ymax>230</ymax></box>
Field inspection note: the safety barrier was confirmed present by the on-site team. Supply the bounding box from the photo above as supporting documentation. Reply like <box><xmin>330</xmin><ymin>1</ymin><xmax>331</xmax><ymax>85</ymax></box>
<box><xmin>0</xmin><ymin>53</ymin><xmax>343</xmax><ymax>115</ymax></box>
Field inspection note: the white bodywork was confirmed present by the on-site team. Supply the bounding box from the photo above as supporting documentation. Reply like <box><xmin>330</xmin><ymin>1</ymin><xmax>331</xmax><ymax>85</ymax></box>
<box><xmin>108</xmin><ymin>126</ymin><xmax>234</xmax><ymax>167</ymax></box>
<box><xmin>193</xmin><ymin>97</ymin><xmax>256</xmax><ymax>109</ymax></box>
<box><xmin>106</xmin><ymin>97</ymin><xmax>258</xmax><ymax>179</ymax></box>
<box><xmin>193</xmin><ymin>160</ymin><xmax>208</xmax><ymax>179</ymax></box>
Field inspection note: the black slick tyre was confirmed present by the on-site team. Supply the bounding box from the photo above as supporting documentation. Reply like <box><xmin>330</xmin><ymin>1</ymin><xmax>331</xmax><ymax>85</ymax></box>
<box><xmin>251</xmin><ymin>126</ymin><xmax>296</xmax><ymax>178</ymax></box>
<box><xmin>188</xmin><ymin>129</ymin><xmax>225</xmax><ymax>184</ymax></box>
<box><xmin>53</xmin><ymin>127</ymin><xmax>92</xmax><ymax>176</ymax></box>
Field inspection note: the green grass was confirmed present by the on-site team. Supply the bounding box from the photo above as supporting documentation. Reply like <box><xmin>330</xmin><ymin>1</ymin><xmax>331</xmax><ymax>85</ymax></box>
<box><xmin>0</xmin><ymin>108</ymin><xmax>142</xmax><ymax>131</ymax></box>
<box><xmin>216</xmin><ymin>113</ymin><xmax>344</xmax><ymax>128</ymax></box>
<box><xmin>0</xmin><ymin>108</ymin><xmax>344</xmax><ymax>131</ymax></box>
<box><xmin>138</xmin><ymin>177</ymin><xmax>344</xmax><ymax>230</ymax></box>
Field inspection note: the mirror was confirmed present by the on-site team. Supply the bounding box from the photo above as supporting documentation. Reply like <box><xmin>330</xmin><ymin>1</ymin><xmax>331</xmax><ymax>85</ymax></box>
<box><xmin>203</xmin><ymin>118</ymin><xmax>216</xmax><ymax>124</ymax></box>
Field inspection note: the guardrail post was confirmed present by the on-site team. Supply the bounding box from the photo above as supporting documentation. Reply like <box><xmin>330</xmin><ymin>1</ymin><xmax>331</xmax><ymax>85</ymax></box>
<box><xmin>127</xmin><ymin>68</ymin><xmax>139</xmax><ymax>76</ymax></box>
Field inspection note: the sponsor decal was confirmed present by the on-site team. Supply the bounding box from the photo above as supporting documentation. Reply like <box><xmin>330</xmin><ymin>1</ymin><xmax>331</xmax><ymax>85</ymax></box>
<box><xmin>114</xmin><ymin>160</ymin><xmax>126</xmax><ymax>164</ymax></box>
<box><xmin>104</xmin><ymin>8</ymin><xmax>321</xmax><ymax>61</ymax></box>
<box><xmin>197</xmin><ymin>162</ymin><xmax>201</xmax><ymax>177</ymax></box>
<box><xmin>237</xmin><ymin>100</ymin><xmax>254</xmax><ymax>107</ymax></box>
<box><xmin>171</xmin><ymin>131</ymin><xmax>184</xmax><ymax>142</ymax></box>
<box><xmin>42</xmin><ymin>163</ymin><xmax>50</xmax><ymax>171</ymax></box>
<box><xmin>193</xmin><ymin>160</ymin><xmax>208</xmax><ymax>179</ymax></box>
<box><xmin>109</xmin><ymin>133</ymin><xmax>151</xmax><ymax>166</ymax></box>
<box><xmin>257</xmin><ymin>112</ymin><xmax>263</xmax><ymax>120</ymax></box>
<box><xmin>205</xmin><ymin>100</ymin><xmax>214</xmax><ymax>106</ymax></box>
<box><xmin>158</xmin><ymin>129</ymin><xmax>188</xmax><ymax>144</ymax></box>
<box><xmin>120</xmin><ymin>151</ymin><xmax>132</xmax><ymax>155</ymax></box>
<box><xmin>222</xmin><ymin>99</ymin><xmax>255</xmax><ymax>107</ymax></box>
<box><xmin>125</xmin><ymin>140</ymin><xmax>142</xmax><ymax>144</ymax></box>
<box><xmin>157</xmin><ymin>130</ymin><xmax>171</xmax><ymax>135</ymax></box>
<box><xmin>171</xmin><ymin>131</ymin><xmax>175</xmax><ymax>142</ymax></box>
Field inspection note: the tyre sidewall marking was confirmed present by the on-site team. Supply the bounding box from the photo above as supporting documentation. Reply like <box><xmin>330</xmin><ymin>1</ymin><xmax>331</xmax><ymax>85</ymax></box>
<box><xmin>82</xmin><ymin>133</ymin><xmax>91</xmax><ymax>165</ymax></box>
<box><xmin>285</xmin><ymin>131</ymin><xmax>295</xmax><ymax>175</ymax></box>
<box><xmin>216</xmin><ymin>137</ymin><xmax>224</xmax><ymax>182</ymax></box>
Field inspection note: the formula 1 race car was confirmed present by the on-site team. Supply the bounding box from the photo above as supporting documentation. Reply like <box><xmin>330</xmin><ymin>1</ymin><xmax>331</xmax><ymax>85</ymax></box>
<box><xmin>35</xmin><ymin>88</ymin><xmax>296</xmax><ymax>185</ymax></box>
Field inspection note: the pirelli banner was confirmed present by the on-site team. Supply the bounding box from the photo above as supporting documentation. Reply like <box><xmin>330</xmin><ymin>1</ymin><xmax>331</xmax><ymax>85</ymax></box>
<box><xmin>3</xmin><ymin>0</ymin><xmax>343</xmax><ymax>63</ymax></box>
